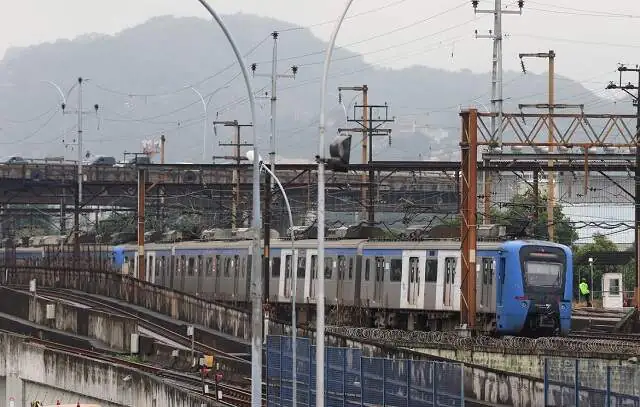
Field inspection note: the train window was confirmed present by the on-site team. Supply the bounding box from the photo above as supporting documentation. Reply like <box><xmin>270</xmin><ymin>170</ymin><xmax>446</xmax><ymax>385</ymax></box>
<box><xmin>337</xmin><ymin>256</ymin><xmax>346</xmax><ymax>280</ymax></box>
<box><xmin>224</xmin><ymin>258</ymin><xmax>231</xmax><ymax>277</ymax></box>
<box><xmin>297</xmin><ymin>256</ymin><xmax>306</xmax><ymax>278</ymax></box>
<box><xmin>445</xmin><ymin>257</ymin><xmax>457</xmax><ymax>282</ymax></box>
<box><xmin>390</xmin><ymin>259</ymin><xmax>402</xmax><ymax>282</ymax></box>
<box><xmin>215</xmin><ymin>255</ymin><xmax>221</xmax><ymax>276</ymax></box>
<box><xmin>197</xmin><ymin>255</ymin><xmax>203</xmax><ymax>276</ymax></box>
<box><xmin>240</xmin><ymin>257</ymin><xmax>246</xmax><ymax>278</ymax></box>
<box><xmin>425</xmin><ymin>259</ymin><xmax>437</xmax><ymax>282</ymax></box>
<box><xmin>206</xmin><ymin>257</ymin><xmax>213</xmax><ymax>276</ymax></box>
<box><xmin>482</xmin><ymin>258</ymin><xmax>494</xmax><ymax>285</ymax></box>
<box><xmin>348</xmin><ymin>258</ymin><xmax>354</xmax><ymax>280</ymax></box>
<box><xmin>180</xmin><ymin>256</ymin><xmax>186</xmax><ymax>275</ymax></box>
<box><xmin>311</xmin><ymin>255</ymin><xmax>317</xmax><ymax>279</ymax></box>
<box><xmin>285</xmin><ymin>255</ymin><xmax>292</xmax><ymax>279</ymax></box>
<box><xmin>365</xmin><ymin>259</ymin><xmax>370</xmax><ymax>281</ymax></box>
<box><xmin>325</xmin><ymin>257</ymin><xmax>333</xmax><ymax>279</ymax></box>
<box><xmin>409</xmin><ymin>257</ymin><xmax>420</xmax><ymax>278</ymax></box>
<box><xmin>187</xmin><ymin>257</ymin><xmax>195</xmax><ymax>276</ymax></box>
<box><xmin>234</xmin><ymin>255</ymin><xmax>240</xmax><ymax>277</ymax></box>
<box><xmin>272</xmin><ymin>257</ymin><xmax>281</xmax><ymax>278</ymax></box>
<box><xmin>610</xmin><ymin>278</ymin><xmax>621</xmax><ymax>295</ymax></box>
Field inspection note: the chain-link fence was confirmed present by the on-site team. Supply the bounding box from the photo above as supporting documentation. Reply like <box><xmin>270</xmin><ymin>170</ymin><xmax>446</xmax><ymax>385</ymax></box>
<box><xmin>544</xmin><ymin>358</ymin><xmax>640</xmax><ymax>406</ymax></box>
<box><xmin>266</xmin><ymin>335</ymin><xmax>464</xmax><ymax>407</ymax></box>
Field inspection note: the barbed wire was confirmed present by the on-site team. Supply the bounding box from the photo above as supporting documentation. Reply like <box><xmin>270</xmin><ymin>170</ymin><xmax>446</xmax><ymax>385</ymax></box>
<box><xmin>325</xmin><ymin>327</ymin><xmax>640</xmax><ymax>357</ymax></box>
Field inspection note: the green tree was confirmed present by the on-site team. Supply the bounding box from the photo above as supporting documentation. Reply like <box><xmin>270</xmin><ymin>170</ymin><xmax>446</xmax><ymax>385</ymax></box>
<box><xmin>446</xmin><ymin>191</ymin><xmax>578</xmax><ymax>246</ymax></box>
<box><xmin>573</xmin><ymin>233</ymin><xmax>618</xmax><ymax>298</ymax></box>
<box><xmin>506</xmin><ymin>191</ymin><xmax>577</xmax><ymax>246</ymax></box>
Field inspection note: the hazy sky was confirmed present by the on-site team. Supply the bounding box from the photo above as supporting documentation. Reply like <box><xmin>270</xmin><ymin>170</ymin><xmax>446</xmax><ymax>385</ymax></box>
<box><xmin>2</xmin><ymin>0</ymin><xmax>639</xmax><ymax>96</ymax></box>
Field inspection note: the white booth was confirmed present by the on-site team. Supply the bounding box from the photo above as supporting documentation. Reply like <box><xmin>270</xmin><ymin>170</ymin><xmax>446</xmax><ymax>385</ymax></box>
<box><xmin>602</xmin><ymin>272</ymin><xmax>624</xmax><ymax>309</ymax></box>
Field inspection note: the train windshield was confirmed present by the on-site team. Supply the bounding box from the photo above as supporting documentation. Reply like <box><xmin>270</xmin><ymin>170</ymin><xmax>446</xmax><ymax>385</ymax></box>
<box><xmin>524</xmin><ymin>261</ymin><xmax>563</xmax><ymax>288</ymax></box>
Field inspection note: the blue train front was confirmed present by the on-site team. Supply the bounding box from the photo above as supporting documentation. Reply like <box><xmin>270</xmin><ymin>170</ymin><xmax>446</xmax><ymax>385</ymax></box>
<box><xmin>496</xmin><ymin>240</ymin><xmax>573</xmax><ymax>336</ymax></box>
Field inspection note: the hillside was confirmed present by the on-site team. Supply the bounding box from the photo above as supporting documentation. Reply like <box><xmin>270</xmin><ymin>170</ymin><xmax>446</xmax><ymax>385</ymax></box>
<box><xmin>0</xmin><ymin>14</ymin><xmax>628</xmax><ymax>164</ymax></box>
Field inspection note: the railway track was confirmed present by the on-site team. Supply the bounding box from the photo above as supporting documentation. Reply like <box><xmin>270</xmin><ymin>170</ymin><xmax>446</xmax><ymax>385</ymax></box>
<box><xmin>26</xmin><ymin>287</ymin><xmax>259</xmax><ymax>389</ymax></box>
<box><xmin>25</xmin><ymin>335</ymin><xmax>257</xmax><ymax>407</ymax></box>
<box><xmin>569</xmin><ymin>331</ymin><xmax>640</xmax><ymax>342</ymax></box>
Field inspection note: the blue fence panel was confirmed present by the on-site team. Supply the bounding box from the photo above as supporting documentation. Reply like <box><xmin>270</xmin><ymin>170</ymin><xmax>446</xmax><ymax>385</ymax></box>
<box><xmin>266</xmin><ymin>335</ymin><xmax>464</xmax><ymax>407</ymax></box>
<box><xmin>344</xmin><ymin>347</ymin><xmax>362</xmax><ymax>407</ymax></box>
<box><xmin>609</xmin><ymin>366</ymin><xmax>640</xmax><ymax>407</ymax></box>
<box><xmin>362</xmin><ymin>357</ymin><xmax>385</xmax><ymax>406</ymax></box>
<box><xmin>409</xmin><ymin>360</ymin><xmax>434</xmax><ymax>407</ymax></box>
<box><xmin>544</xmin><ymin>358</ymin><xmax>640</xmax><ymax>407</ymax></box>
<box><xmin>435</xmin><ymin>361</ymin><xmax>464</xmax><ymax>407</ymax></box>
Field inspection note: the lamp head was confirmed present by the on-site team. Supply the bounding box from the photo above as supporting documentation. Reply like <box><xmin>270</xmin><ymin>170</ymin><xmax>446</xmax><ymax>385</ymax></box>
<box><xmin>245</xmin><ymin>150</ymin><xmax>263</xmax><ymax>166</ymax></box>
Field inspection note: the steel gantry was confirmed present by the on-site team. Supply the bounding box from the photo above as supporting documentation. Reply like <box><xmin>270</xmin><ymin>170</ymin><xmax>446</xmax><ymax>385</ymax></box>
<box><xmin>460</xmin><ymin>109</ymin><xmax>640</xmax><ymax>330</ymax></box>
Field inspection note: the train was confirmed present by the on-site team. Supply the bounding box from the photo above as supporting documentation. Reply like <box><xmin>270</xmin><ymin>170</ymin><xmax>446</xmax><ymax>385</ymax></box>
<box><xmin>4</xmin><ymin>237</ymin><xmax>573</xmax><ymax>336</ymax></box>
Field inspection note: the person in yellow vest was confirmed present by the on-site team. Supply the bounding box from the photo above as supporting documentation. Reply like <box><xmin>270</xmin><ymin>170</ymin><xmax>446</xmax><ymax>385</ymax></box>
<box><xmin>579</xmin><ymin>278</ymin><xmax>592</xmax><ymax>307</ymax></box>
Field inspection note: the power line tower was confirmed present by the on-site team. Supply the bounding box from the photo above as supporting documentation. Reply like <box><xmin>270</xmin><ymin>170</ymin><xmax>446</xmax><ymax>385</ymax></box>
<box><xmin>472</xmin><ymin>0</ymin><xmax>524</xmax><ymax>145</ymax></box>
<box><xmin>606</xmin><ymin>64</ymin><xmax>640</xmax><ymax>307</ymax></box>
<box><xmin>250</xmin><ymin>31</ymin><xmax>298</xmax><ymax>303</ymax></box>
<box><xmin>473</xmin><ymin>1</ymin><xmax>523</xmax><ymax>227</ymax></box>
<box><xmin>338</xmin><ymin>88</ymin><xmax>393</xmax><ymax>224</ymax></box>
<box><xmin>214</xmin><ymin>120</ymin><xmax>254</xmax><ymax>229</ymax></box>
<box><xmin>518</xmin><ymin>50</ymin><xmax>556</xmax><ymax>239</ymax></box>
<box><xmin>62</xmin><ymin>77</ymin><xmax>99</xmax><ymax>251</ymax></box>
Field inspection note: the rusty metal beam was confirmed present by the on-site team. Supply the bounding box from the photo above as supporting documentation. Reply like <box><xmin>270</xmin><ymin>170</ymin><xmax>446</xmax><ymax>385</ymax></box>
<box><xmin>460</xmin><ymin>109</ymin><xmax>478</xmax><ymax>331</ymax></box>
<box><xmin>137</xmin><ymin>168</ymin><xmax>145</xmax><ymax>281</ymax></box>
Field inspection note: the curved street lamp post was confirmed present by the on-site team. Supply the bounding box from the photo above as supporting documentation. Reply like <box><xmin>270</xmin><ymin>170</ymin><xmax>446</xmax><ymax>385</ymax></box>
<box><xmin>317</xmin><ymin>1</ymin><xmax>355</xmax><ymax>406</ymax></box>
<box><xmin>194</xmin><ymin>2</ymin><xmax>262</xmax><ymax>406</ymax></box>
<box><xmin>246</xmin><ymin>150</ymin><xmax>298</xmax><ymax>406</ymax></box>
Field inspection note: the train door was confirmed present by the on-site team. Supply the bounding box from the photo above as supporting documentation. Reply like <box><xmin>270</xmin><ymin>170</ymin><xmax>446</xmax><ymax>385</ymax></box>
<box><xmin>373</xmin><ymin>257</ymin><xmax>385</xmax><ymax>303</ymax></box>
<box><xmin>304</xmin><ymin>251</ymin><xmax>318</xmax><ymax>302</ymax></box>
<box><xmin>480</xmin><ymin>258</ymin><xmax>494</xmax><ymax>309</ymax></box>
<box><xmin>336</xmin><ymin>255</ymin><xmax>346</xmax><ymax>301</ymax></box>
<box><xmin>146</xmin><ymin>252</ymin><xmax>156</xmax><ymax>284</ymax></box>
<box><xmin>278</xmin><ymin>250</ymin><xmax>293</xmax><ymax>300</ymax></box>
<box><xmin>196</xmin><ymin>255</ymin><xmax>204</xmax><ymax>296</ymax></box>
<box><xmin>122</xmin><ymin>256</ymin><xmax>130</xmax><ymax>275</ymax></box>
<box><xmin>496</xmin><ymin>256</ymin><xmax>505</xmax><ymax>307</ymax></box>
<box><xmin>232</xmin><ymin>255</ymin><xmax>240</xmax><ymax>301</ymax></box>
<box><xmin>443</xmin><ymin>257</ymin><xmax>457</xmax><ymax>307</ymax></box>
<box><xmin>401</xmin><ymin>251</ymin><xmax>425</xmax><ymax>308</ymax></box>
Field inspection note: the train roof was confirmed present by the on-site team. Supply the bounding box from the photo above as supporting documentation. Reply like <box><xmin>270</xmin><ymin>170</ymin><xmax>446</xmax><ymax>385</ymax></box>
<box><xmin>112</xmin><ymin>238</ymin><xmax>518</xmax><ymax>251</ymax></box>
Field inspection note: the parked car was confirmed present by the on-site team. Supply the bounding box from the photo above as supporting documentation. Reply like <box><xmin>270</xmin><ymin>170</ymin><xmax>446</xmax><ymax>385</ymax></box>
<box><xmin>1</xmin><ymin>155</ymin><xmax>28</xmax><ymax>165</ymax></box>
<box><xmin>88</xmin><ymin>155</ymin><xmax>116</xmax><ymax>166</ymax></box>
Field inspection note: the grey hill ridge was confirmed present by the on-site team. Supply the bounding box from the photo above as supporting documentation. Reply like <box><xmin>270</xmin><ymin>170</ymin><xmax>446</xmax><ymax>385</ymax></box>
<box><xmin>0</xmin><ymin>14</ymin><xmax>628</xmax><ymax>164</ymax></box>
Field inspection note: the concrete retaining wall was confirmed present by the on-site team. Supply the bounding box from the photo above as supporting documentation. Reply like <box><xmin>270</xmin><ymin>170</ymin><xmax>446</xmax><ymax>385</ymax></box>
<box><xmin>0</xmin><ymin>287</ymin><xmax>137</xmax><ymax>352</ymax></box>
<box><xmin>7</xmin><ymin>268</ymin><xmax>639</xmax><ymax>407</ymax></box>
<box><xmin>8</xmin><ymin>268</ymin><xmax>251</xmax><ymax>342</ymax></box>
<box><xmin>0</xmin><ymin>331</ymin><xmax>213</xmax><ymax>407</ymax></box>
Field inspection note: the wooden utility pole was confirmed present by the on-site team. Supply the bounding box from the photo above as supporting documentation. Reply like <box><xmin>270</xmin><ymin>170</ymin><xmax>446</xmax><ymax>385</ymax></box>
<box><xmin>606</xmin><ymin>64</ymin><xmax>640</xmax><ymax>307</ymax></box>
<box><xmin>136</xmin><ymin>167</ymin><xmax>146</xmax><ymax>280</ymax></box>
<box><xmin>519</xmin><ymin>50</ymin><xmax>557</xmax><ymax>239</ymax></box>
<box><xmin>338</xmin><ymin>85</ymin><xmax>368</xmax><ymax>221</ymax></box>
<box><xmin>214</xmin><ymin>120</ymin><xmax>253</xmax><ymax>229</ymax></box>
<box><xmin>338</xmin><ymin>85</ymin><xmax>393</xmax><ymax>224</ymax></box>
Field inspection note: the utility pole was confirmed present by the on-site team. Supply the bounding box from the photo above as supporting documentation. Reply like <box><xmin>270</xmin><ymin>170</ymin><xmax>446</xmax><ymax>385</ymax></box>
<box><xmin>250</xmin><ymin>32</ymin><xmax>298</xmax><ymax>303</ymax></box>
<box><xmin>473</xmin><ymin>0</ymin><xmax>524</xmax><ymax>224</ymax></box>
<box><xmin>519</xmin><ymin>50</ymin><xmax>556</xmax><ymax>240</ymax></box>
<box><xmin>338</xmin><ymin>86</ymin><xmax>369</xmax><ymax>222</ymax></box>
<box><xmin>606</xmin><ymin>64</ymin><xmax>640</xmax><ymax>307</ymax></box>
<box><xmin>63</xmin><ymin>77</ymin><xmax>99</xmax><ymax>247</ymax></box>
<box><xmin>214</xmin><ymin>120</ymin><xmax>253</xmax><ymax>229</ymax></box>
<box><xmin>338</xmin><ymin>90</ymin><xmax>393</xmax><ymax>224</ymax></box>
